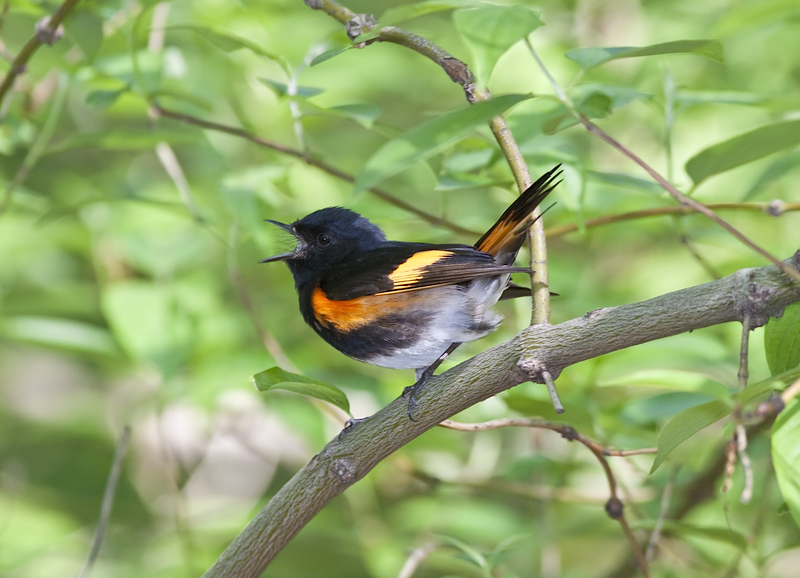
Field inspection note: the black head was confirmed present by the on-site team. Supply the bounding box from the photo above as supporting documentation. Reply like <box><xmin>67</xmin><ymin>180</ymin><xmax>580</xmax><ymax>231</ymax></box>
<box><xmin>260</xmin><ymin>207</ymin><xmax>386</xmax><ymax>288</ymax></box>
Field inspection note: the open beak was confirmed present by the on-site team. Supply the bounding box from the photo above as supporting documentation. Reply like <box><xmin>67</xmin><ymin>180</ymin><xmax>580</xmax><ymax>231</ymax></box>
<box><xmin>260</xmin><ymin>219</ymin><xmax>300</xmax><ymax>263</ymax></box>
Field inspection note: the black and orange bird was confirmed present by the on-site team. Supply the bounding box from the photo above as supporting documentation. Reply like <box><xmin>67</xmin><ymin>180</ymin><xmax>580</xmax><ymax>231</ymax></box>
<box><xmin>261</xmin><ymin>165</ymin><xmax>561</xmax><ymax>417</ymax></box>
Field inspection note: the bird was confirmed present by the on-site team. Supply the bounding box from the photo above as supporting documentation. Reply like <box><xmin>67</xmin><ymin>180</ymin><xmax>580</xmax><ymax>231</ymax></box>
<box><xmin>261</xmin><ymin>165</ymin><xmax>561</xmax><ymax>418</ymax></box>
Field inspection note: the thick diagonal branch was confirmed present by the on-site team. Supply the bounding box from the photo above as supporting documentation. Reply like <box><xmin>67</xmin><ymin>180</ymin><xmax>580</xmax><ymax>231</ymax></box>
<box><xmin>203</xmin><ymin>252</ymin><xmax>800</xmax><ymax>578</ymax></box>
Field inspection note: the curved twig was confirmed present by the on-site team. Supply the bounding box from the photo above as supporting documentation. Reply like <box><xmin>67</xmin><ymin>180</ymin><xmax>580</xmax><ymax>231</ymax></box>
<box><xmin>0</xmin><ymin>0</ymin><xmax>80</xmax><ymax>110</ymax></box>
<box><xmin>151</xmin><ymin>104</ymin><xmax>478</xmax><ymax>236</ymax></box>
<box><xmin>544</xmin><ymin>203</ymin><xmax>800</xmax><ymax>238</ymax></box>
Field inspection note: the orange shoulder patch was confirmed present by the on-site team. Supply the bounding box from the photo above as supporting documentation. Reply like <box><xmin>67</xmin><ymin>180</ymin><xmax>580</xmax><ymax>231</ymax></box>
<box><xmin>311</xmin><ymin>287</ymin><xmax>379</xmax><ymax>332</ymax></box>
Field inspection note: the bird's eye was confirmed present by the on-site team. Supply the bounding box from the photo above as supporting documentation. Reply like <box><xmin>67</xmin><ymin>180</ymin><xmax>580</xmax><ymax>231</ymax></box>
<box><xmin>317</xmin><ymin>233</ymin><xmax>332</xmax><ymax>246</ymax></box>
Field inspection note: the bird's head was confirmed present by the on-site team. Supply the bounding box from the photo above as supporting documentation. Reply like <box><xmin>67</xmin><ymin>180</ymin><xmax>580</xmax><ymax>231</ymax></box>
<box><xmin>260</xmin><ymin>207</ymin><xmax>386</xmax><ymax>287</ymax></box>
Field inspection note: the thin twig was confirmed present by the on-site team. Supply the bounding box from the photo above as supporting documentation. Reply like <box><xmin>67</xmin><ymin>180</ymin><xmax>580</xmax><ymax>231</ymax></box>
<box><xmin>735</xmin><ymin>424</ymin><xmax>753</xmax><ymax>504</ymax></box>
<box><xmin>439</xmin><ymin>418</ymin><xmax>656</xmax><ymax>456</ymax></box>
<box><xmin>579</xmin><ymin>118</ymin><xmax>800</xmax><ymax>285</ymax></box>
<box><xmin>151</xmin><ymin>104</ymin><xmax>478</xmax><ymax>236</ymax></box>
<box><xmin>76</xmin><ymin>425</ymin><xmax>131</xmax><ymax>578</ymax></box>
<box><xmin>541</xmin><ymin>370</ymin><xmax>564</xmax><ymax>414</ymax></box>
<box><xmin>440</xmin><ymin>417</ymin><xmax>650</xmax><ymax>577</ymax></box>
<box><xmin>0</xmin><ymin>0</ymin><xmax>80</xmax><ymax>110</ymax></box>
<box><xmin>524</xmin><ymin>40</ymin><xmax>800</xmax><ymax>286</ymax></box>
<box><xmin>397</xmin><ymin>542</ymin><xmax>438</xmax><ymax>578</ymax></box>
<box><xmin>645</xmin><ymin>467</ymin><xmax>676</xmax><ymax>563</ymax></box>
<box><xmin>227</xmin><ymin>224</ymin><xmax>298</xmax><ymax>372</ymax></box>
<box><xmin>0</xmin><ymin>74</ymin><xmax>68</xmax><ymax>214</ymax></box>
<box><xmin>544</xmin><ymin>202</ymin><xmax>800</xmax><ymax>238</ymax></box>
<box><xmin>155</xmin><ymin>142</ymin><xmax>204</xmax><ymax>223</ymax></box>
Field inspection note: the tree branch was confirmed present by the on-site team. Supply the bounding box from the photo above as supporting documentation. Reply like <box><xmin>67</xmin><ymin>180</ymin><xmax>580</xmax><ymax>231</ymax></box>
<box><xmin>0</xmin><ymin>0</ymin><xmax>80</xmax><ymax>111</ymax></box>
<box><xmin>202</xmin><ymin>252</ymin><xmax>800</xmax><ymax>578</ymax></box>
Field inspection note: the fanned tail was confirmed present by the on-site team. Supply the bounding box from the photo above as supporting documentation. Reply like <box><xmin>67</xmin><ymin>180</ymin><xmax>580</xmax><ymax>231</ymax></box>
<box><xmin>475</xmin><ymin>165</ymin><xmax>562</xmax><ymax>264</ymax></box>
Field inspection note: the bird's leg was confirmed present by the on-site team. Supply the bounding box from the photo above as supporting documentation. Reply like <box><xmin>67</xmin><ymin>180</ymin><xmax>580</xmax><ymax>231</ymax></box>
<box><xmin>402</xmin><ymin>342</ymin><xmax>462</xmax><ymax>420</ymax></box>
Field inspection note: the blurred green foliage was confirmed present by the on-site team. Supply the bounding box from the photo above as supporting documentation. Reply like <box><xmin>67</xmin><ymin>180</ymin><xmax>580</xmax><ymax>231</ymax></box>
<box><xmin>1</xmin><ymin>0</ymin><xmax>799</xmax><ymax>577</ymax></box>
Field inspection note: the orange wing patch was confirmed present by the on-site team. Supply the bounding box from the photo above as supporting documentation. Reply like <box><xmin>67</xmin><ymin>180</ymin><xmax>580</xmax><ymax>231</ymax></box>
<box><xmin>386</xmin><ymin>250</ymin><xmax>452</xmax><ymax>291</ymax></box>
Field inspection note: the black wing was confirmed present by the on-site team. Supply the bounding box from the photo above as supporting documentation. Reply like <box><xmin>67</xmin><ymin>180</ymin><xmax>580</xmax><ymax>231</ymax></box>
<box><xmin>321</xmin><ymin>242</ymin><xmax>527</xmax><ymax>301</ymax></box>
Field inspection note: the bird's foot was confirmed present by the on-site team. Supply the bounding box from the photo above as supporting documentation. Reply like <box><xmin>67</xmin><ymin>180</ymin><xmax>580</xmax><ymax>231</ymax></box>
<box><xmin>401</xmin><ymin>368</ymin><xmax>434</xmax><ymax>421</ymax></box>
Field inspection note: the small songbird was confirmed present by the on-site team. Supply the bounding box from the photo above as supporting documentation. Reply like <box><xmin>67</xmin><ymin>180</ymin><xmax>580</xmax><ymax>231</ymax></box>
<box><xmin>261</xmin><ymin>165</ymin><xmax>561</xmax><ymax>417</ymax></box>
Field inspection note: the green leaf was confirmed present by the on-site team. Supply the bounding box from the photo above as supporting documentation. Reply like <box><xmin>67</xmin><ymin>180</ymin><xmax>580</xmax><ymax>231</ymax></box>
<box><xmin>310</xmin><ymin>47</ymin><xmax>351</xmax><ymax>67</ymax></box>
<box><xmin>48</xmin><ymin>129</ymin><xmax>199</xmax><ymax>153</ymax></box>
<box><xmin>437</xmin><ymin>535</ymin><xmax>488</xmax><ymax>569</ymax></box>
<box><xmin>765</xmin><ymin>303</ymin><xmax>800</xmax><ymax>376</ymax></box>
<box><xmin>67</xmin><ymin>10</ymin><xmax>104</xmax><ymax>62</ymax></box>
<box><xmin>168</xmin><ymin>24</ymin><xmax>289</xmax><ymax>71</ymax></box>
<box><xmin>566</xmin><ymin>39</ymin><xmax>723</xmax><ymax>71</ymax></box>
<box><xmin>632</xmin><ymin>520</ymin><xmax>747</xmax><ymax>550</ymax></box>
<box><xmin>354</xmin><ymin>93</ymin><xmax>531</xmax><ymax>193</ymax></box>
<box><xmin>454</xmin><ymin>5</ymin><xmax>544</xmax><ymax>85</ymax></box>
<box><xmin>743</xmin><ymin>151</ymin><xmax>800</xmax><ymax>200</ymax></box>
<box><xmin>586</xmin><ymin>170</ymin><xmax>664</xmax><ymax>195</ymax></box>
<box><xmin>380</xmin><ymin>1</ymin><xmax>463</xmax><ymax>27</ymax></box>
<box><xmin>0</xmin><ymin>316</ymin><xmax>118</xmax><ymax>356</ymax></box>
<box><xmin>85</xmin><ymin>87</ymin><xmax>128</xmax><ymax>109</ymax></box>
<box><xmin>296</xmin><ymin>100</ymin><xmax>381</xmax><ymax>128</ymax></box>
<box><xmin>101</xmin><ymin>282</ymin><xmax>193</xmax><ymax>375</ymax></box>
<box><xmin>147</xmin><ymin>89</ymin><xmax>213</xmax><ymax>111</ymax></box>
<box><xmin>772</xmin><ymin>399</ymin><xmax>800</xmax><ymax>530</ymax></box>
<box><xmin>650</xmin><ymin>399</ymin><xmax>731</xmax><ymax>473</ymax></box>
<box><xmin>258</xmin><ymin>77</ymin><xmax>324</xmax><ymax>98</ymax></box>
<box><xmin>685</xmin><ymin>119</ymin><xmax>800</xmax><ymax>184</ymax></box>
<box><xmin>252</xmin><ymin>367</ymin><xmax>351</xmax><ymax>415</ymax></box>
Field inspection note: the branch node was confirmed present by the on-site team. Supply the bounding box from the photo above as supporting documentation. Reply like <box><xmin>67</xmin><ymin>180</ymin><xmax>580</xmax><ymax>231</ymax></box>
<box><xmin>559</xmin><ymin>425</ymin><xmax>578</xmax><ymax>441</ymax></box>
<box><xmin>605</xmin><ymin>497</ymin><xmax>624</xmax><ymax>520</ymax></box>
<box><xmin>516</xmin><ymin>360</ymin><xmax>564</xmax><ymax>413</ymax></box>
<box><xmin>346</xmin><ymin>13</ymin><xmax>377</xmax><ymax>40</ymax></box>
<box><xmin>332</xmin><ymin>458</ymin><xmax>357</xmax><ymax>485</ymax></box>
<box><xmin>35</xmin><ymin>16</ymin><xmax>65</xmax><ymax>46</ymax></box>
<box><xmin>732</xmin><ymin>269</ymin><xmax>786</xmax><ymax>329</ymax></box>
<box><xmin>767</xmin><ymin>200</ymin><xmax>785</xmax><ymax>217</ymax></box>
<box><xmin>304</xmin><ymin>0</ymin><xmax>323</xmax><ymax>9</ymax></box>
<box><xmin>440</xmin><ymin>57</ymin><xmax>474</xmax><ymax>86</ymax></box>
<box><xmin>756</xmin><ymin>392</ymin><xmax>786</xmax><ymax>418</ymax></box>
<box><xmin>583</xmin><ymin>307</ymin><xmax>606</xmax><ymax>319</ymax></box>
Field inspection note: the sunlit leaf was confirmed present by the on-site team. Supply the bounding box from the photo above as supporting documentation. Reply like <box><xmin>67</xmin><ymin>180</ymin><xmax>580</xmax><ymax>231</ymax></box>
<box><xmin>0</xmin><ymin>316</ymin><xmax>119</xmax><ymax>356</ymax></box>
<box><xmin>566</xmin><ymin>39</ymin><xmax>723</xmax><ymax>71</ymax></box>
<box><xmin>685</xmin><ymin>119</ymin><xmax>800</xmax><ymax>184</ymax></box>
<box><xmin>773</xmin><ymin>399</ymin><xmax>800</xmax><ymax>530</ymax></box>
<box><xmin>354</xmin><ymin>93</ymin><xmax>532</xmax><ymax>193</ymax></box>
<box><xmin>765</xmin><ymin>303</ymin><xmax>800</xmax><ymax>376</ymax></box>
<box><xmin>454</xmin><ymin>5</ymin><xmax>544</xmax><ymax>84</ymax></box>
<box><xmin>297</xmin><ymin>100</ymin><xmax>381</xmax><ymax>128</ymax></box>
<box><xmin>650</xmin><ymin>399</ymin><xmax>731</xmax><ymax>473</ymax></box>
<box><xmin>258</xmin><ymin>77</ymin><xmax>324</xmax><ymax>98</ymax></box>
<box><xmin>168</xmin><ymin>24</ymin><xmax>288</xmax><ymax>71</ymax></box>
<box><xmin>252</xmin><ymin>367</ymin><xmax>351</xmax><ymax>415</ymax></box>
<box><xmin>310</xmin><ymin>47</ymin><xmax>351</xmax><ymax>67</ymax></box>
